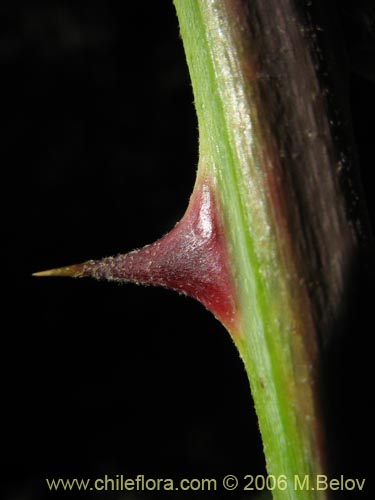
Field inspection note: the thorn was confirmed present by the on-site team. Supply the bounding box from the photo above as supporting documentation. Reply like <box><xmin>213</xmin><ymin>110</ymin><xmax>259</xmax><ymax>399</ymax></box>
<box><xmin>31</xmin><ymin>178</ymin><xmax>239</xmax><ymax>330</ymax></box>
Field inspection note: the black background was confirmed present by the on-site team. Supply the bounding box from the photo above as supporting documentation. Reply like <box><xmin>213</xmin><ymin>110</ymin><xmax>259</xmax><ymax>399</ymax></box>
<box><xmin>1</xmin><ymin>1</ymin><xmax>374</xmax><ymax>499</ymax></box>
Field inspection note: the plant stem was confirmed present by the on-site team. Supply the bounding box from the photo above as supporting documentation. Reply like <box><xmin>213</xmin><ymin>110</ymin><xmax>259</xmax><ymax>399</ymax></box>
<box><xmin>173</xmin><ymin>1</ymin><xmax>361</xmax><ymax>498</ymax></box>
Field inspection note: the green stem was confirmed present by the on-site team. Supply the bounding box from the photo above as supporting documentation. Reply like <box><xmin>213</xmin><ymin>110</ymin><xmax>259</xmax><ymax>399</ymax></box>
<box><xmin>174</xmin><ymin>1</ymin><xmax>359</xmax><ymax>498</ymax></box>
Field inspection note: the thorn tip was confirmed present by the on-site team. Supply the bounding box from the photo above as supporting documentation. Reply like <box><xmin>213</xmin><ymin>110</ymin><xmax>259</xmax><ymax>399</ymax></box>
<box><xmin>32</xmin><ymin>264</ymin><xmax>85</xmax><ymax>278</ymax></box>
